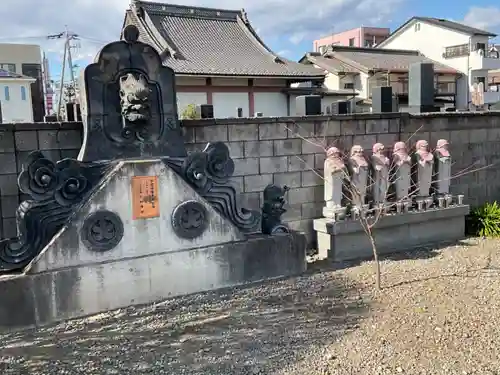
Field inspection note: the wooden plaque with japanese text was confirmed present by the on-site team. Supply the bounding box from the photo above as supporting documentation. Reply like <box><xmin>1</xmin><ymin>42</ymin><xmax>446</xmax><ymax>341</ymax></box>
<box><xmin>131</xmin><ymin>176</ymin><xmax>160</xmax><ymax>219</ymax></box>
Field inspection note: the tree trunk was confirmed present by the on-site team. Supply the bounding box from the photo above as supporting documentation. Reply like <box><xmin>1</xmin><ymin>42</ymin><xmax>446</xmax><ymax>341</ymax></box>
<box><xmin>368</xmin><ymin>228</ymin><xmax>381</xmax><ymax>290</ymax></box>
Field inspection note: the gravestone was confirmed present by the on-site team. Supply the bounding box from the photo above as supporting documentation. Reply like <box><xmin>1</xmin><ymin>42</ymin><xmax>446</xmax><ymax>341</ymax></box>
<box><xmin>0</xmin><ymin>25</ymin><xmax>306</xmax><ymax>329</ymax></box>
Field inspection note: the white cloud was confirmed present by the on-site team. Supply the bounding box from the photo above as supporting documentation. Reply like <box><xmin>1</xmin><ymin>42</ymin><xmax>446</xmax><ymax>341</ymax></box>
<box><xmin>463</xmin><ymin>6</ymin><xmax>500</xmax><ymax>31</ymax></box>
<box><xmin>0</xmin><ymin>0</ymin><xmax>404</xmax><ymax>66</ymax></box>
<box><xmin>277</xmin><ymin>49</ymin><xmax>291</xmax><ymax>57</ymax></box>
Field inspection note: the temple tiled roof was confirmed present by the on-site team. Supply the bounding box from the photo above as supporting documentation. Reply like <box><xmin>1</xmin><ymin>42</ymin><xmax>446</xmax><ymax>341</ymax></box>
<box><xmin>308</xmin><ymin>47</ymin><xmax>459</xmax><ymax>74</ymax></box>
<box><xmin>123</xmin><ymin>1</ymin><xmax>324</xmax><ymax>79</ymax></box>
<box><xmin>299</xmin><ymin>53</ymin><xmax>357</xmax><ymax>74</ymax></box>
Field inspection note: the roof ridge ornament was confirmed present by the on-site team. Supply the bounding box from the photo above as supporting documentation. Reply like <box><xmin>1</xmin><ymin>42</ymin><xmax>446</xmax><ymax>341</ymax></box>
<box><xmin>241</xmin><ymin>8</ymin><xmax>248</xmax><ymax>23</ymax></box>
<box><xmin>123</xmin><ymin>25</ymin><xmax>139</xmax><ymax>43</ymax></box>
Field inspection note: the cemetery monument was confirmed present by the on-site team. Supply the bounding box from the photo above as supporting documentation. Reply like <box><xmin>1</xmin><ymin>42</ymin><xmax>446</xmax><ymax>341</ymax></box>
<box><xmin>0</xmin><ymin>26</ymin><xmax>306</xmax><ymax>329</ymax></box>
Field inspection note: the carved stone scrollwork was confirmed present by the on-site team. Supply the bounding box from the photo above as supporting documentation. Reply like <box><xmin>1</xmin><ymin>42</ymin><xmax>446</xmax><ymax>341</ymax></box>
<box><xmin>81</xmin><ymin>210</ymin><xmax>124</xmax><ymax>252</ymax></box>
<box><xmin>168</xmin><ymin>142</ymin><xmax>260</xmax><ymax>233</ymax></box>
<box><xmin>172</xmin><ymin>200</ymin><xmax>208</xmax><ymax>239</ymax></box>
<box><xmin>204</xmin><ymin>142</ymin><xmax>235</xmax><ymax>183</ymax></box>
<box><xmin>261</xmin><ymin>184</ymin><xmax>290</xmax><ymax>235</ymax></box>
<box><xmin>0</xmin><ymin>151</ymin><xmax>111</xmax><ymax>272</ymax></box>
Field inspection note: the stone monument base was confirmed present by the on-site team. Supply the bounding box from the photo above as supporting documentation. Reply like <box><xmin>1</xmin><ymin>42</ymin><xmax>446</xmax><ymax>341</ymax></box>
<box><xmin>314</xmin><ymin>205</ymin><xmax>469</xmax><ymax>261</ymax></box>
<box><xmin>0</xmin><ymin>158</ymin><xmax>307</xmax><ymax>330</ymax></box>
<box><xmin>0</xmin><ymin>232</ymin><xmax>306</xmax><ymax>329</ymax></box>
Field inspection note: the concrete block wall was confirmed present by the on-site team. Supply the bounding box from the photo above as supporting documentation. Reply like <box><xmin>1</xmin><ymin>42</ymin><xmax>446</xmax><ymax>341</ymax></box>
<box><xmin>0</xmin><ymin>123</ymin><xmax>81</xmax><ymax>238</ymax></box>
<box><xmin>1</xmin><ymin>111</ymin><xmax>499</xmax><ymax>245</ymax></box>
<box><xmin>182</xmin><ymin>112</ymin><xmax>500</xmax><ymax>245</ymax></box>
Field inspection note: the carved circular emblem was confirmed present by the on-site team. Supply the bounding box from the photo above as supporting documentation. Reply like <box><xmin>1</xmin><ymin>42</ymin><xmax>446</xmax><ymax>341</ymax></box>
<box><xmin>271</xmin><ymin>225</ymin><xmax>290</xmax><ymax>235</ymax></box>
<box><xmin>81</xmin><ymin>210</ymin><xmax>124</xmax><ymax>252</ymax></box>
<box><xmin>172</xmin><ymin>200</ymin><xmax>208</xmax><ymax>239</ymax></box>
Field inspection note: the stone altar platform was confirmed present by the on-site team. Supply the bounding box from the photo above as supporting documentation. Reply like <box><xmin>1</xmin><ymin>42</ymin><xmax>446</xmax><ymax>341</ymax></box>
<box><xmin>314</xmin><ymin>205</ymin><xmax>469</xmax><ymax>261</ymax></box>
<box><xmin>0</xmin><ymin>159</ymin><xmax>305</xmax><ymax>329</ymax></box>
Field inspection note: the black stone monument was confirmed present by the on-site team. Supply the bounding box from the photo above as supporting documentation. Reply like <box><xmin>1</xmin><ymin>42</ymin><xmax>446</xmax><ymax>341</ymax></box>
<box><xmin>78</xmin><ymin>25</ymin><xmax>187</xmax><ymax>161</ymax></box>
<box><xmin>408</xmin><ymin>62</ymin><xmax>438</xmax><ymax>113</ymax></box>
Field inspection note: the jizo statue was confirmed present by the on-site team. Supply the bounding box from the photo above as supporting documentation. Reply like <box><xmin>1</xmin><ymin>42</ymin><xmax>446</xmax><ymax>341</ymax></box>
<box><xmin>323</xmin><ymin>147</ymin><xmax>346</xmax><ymax>219</ymax></box>
<box><xmin>414</xmin><ymin>139</ymin><xmax>434</xmax><ymax>200</ymax></box>
<box><xmin>392</xmin><ymin>141</ymin><xmax>412</xmax><ymax>202</ymax></box>
<box><xmin>434</xmin><ymin>139</ymin><xmax>452</xmax><ymax>197</ymax></box>
<box><xmin>348</xmin><ymin>145</ymin><xmax>368</xmax><ymax>208</ymax></box>
<box><xmin>371</xmin><ymin>143</ymin><xmax>390</xmax><ymax>204</ymax></box>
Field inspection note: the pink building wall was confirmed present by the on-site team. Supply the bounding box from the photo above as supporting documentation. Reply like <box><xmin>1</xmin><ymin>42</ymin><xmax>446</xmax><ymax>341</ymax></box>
<box><xmin>313</xmin><ymin>27</ymin><xmax>390</xmax><ymax>51</ymax></box>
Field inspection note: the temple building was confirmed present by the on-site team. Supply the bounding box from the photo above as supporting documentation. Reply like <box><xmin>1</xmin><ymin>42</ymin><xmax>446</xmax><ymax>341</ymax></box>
<box><xmin>122</xmin><ymin>0</ymin><xmax>325</xmax><ymax>117</ymax></box>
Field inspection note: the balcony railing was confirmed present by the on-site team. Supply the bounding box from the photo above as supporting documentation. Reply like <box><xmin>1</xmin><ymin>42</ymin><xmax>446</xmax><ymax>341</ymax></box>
<box><xmin>368</xmin><ymin>81</ymin><xmax>456</xmax><ymax>96</ymax></box>
<box><xmin>444</xmin><ymin>43</ymin><xmax>500</xmax><ymax>60</ymax></box>
<box><xmin>443</xmin><ymin>44</ymin><xmax>469</xmax><ymax>59</ymax></box>
<box><xmin>470</xmin><ymin>49</ymin><xmax>500</xmax><ymax>70</ymax></box>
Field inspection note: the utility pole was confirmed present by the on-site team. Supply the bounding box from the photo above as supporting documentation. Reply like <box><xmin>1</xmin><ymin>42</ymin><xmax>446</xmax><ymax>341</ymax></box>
<box><xmin>65</xmin><ymin>26</ymin><xmax>76</xmax><ymax>88</ymax></box>
<box><xmin>48</xmin><ymin>28</ymin><xmax>79</xmax><ymax>120</ymax></box>
<box><xmin>57</xmin><ymin>43</ymin><xmax>67</xmax><ymax>120</ymax></box>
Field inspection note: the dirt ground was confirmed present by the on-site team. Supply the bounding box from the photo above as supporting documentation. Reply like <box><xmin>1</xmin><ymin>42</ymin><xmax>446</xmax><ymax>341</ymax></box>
<box><xmin>1</xmin><ymin>238</ymin><xmax>499</xmax><ymax>374</ymax></box>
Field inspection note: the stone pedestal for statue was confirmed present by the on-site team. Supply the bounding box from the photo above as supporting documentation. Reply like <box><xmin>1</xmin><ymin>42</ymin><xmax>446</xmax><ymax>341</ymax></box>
<box><xmin>414</xmin><ymin>140</ymin><xmax>434</xmax><ymax>209</ymax></box>
<box><xmin>392</xmin><ymin>141</ymin><xmax>412</xmax><ymax>212</ymax></box>
<box><xmin>314</xmin><ymin>204</ymin><xmax>470</xmax><ymax>261</ymax></box>
<box><xmin>371</xmin><ymin>143</ymin><xmax>390</xmax><ymax>206</ymax></box>
<box><xmin>434</xmin><ymin>139</ymin><xmax>452</xmax><ymax>206</ymax></box>
<box><xmin>0</xmin><ymin>25</ymin><xmax>306</xmax><ymax>329</ymax></box>
<box><xmin>347</xmin><ymin>145</ymin><xmax>369</xmax><ymax>210</ymax></box>
<box><xmin>322</xmin><ymin>147</ymin><xmax>347</xmax><ymax>221</ymax></box>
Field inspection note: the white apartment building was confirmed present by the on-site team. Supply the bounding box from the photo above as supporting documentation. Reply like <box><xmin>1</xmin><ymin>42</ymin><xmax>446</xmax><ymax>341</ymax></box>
<box><xmin>377</xmin><ymin>17</ymin><xmax>500</xmax><ymax>109</ymax></box>
<box><xmin>0</xmin><ymin>43</ymin><xmax>45</xmax><ymax>121</ymax></box>
<box><xmin>0</xmin><ymin>70</ymin><xmax>35</xmax><ymax>123</ymax></box>
<box><xmin>299</xmin><ymin>46</ymin><xmax>459</xmax><ymax>112</ymax></box>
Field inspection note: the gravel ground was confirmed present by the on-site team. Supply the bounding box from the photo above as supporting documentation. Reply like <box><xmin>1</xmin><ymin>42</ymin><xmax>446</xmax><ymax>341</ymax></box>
<box><xmin>1</xmin><ymin>238</ymin><xmax>500</xmax><ymax>374</ymax></box>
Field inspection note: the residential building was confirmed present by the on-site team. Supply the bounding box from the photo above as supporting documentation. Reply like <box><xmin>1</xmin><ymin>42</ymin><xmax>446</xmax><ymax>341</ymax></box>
<box><xmin>122</xmin><ymin>0</ymin><xmax>325</xmax><ymax>118</ymax></box>
<box><xmin>0</xmin><ymin>69</ymin><xmax>36</xmax><ymax>123</ymax></box>
<box><xmin>313</xmin><ymin>27</ymin><xmax>391</xmax><ymax>53</ymax></box>
<box><xmin>490</xmin><ymin>69</ymin><xmax>500</xmax><ymax>92</ymax></box>
<box><xmin>376</xmin><ymin>17</ymin><xmax>500</xmax><ymax>109</ymax></box>
<box><xmin>0</xmin><ymin>43</ymin><xmax>45</xmax><ymax>121</ymax></box>
<box><xmin>299</xmin><ymin>46</ymin><xmax>460</xmax><ymax>112</ymax></box>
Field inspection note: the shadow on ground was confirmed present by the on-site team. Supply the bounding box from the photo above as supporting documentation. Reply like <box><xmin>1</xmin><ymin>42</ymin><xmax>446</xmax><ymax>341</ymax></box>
<box><xmin>0</xmin><ymin>272</ymin><xmax>368</xmax><ymax>374</ymax></box>
<box><xmin>309</xmin><ymin>239</ymin><xmax>475</xmax><ymax>273</ymax></box>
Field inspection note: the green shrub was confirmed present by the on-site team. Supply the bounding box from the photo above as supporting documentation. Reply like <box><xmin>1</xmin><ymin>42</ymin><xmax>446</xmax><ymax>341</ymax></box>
<box><xmin>180</xmin><ymin>104</ymin><xmax>199</xmax><ymax>120</ymax></box>
<box><xmin>467</xmin><ymin>201</ymin><xmax>500</xmax><ymax>237</ymax></box>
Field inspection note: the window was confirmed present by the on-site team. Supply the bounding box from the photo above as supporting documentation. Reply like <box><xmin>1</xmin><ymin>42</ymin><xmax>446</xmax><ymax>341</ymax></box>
<box><xmin>4</xmin><ymin>86</ymin><xmax>9</xmax><ymax>101</ymax></box>
<box><xmin>414</xmin><ymin>23</ymin><xmax>420</xmax><ymax>31</ymax></box>
<box><xmin>21</xmin><ymin>86</ymin><xmax>26</xmax><ymax>100</ymax></box>
<box><xmin>0</xmin><ymin>63</ymin><xmax>15</xmax><ymax>73</ymax></box>
<box><xmin>475</xmin><ymin>43</ymin><xmax>486</xmax><ymax>51</ymax></box>
<box><xmin>344</xmin><ymin>82</ymin><xmax>354</xmax><ymax>89</ymax></box>
<box><xmin>348</xmin><ymin>38</ymin><xmax>355</xmax><ymax>46</ymax></box>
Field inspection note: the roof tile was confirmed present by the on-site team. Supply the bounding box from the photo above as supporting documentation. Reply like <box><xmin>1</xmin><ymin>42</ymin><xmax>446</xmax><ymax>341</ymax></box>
<box><xmin>127</xmin><ymin>1</ymin><xmax>324</xmax><ymax>78</ymax></box>
<box><xmin>323</xmin><ymin>47</ymin><xmax>458</xmax><ymax>74</ymax></box>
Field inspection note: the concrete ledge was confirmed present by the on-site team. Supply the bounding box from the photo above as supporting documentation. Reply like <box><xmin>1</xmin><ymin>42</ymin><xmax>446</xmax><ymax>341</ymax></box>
<box><xmin>314</xmin><ymin>205</ymin><xmax>469</xmax><ymax>261</ymax></box>
<box><xmin>0</xmin><ymin>232</ymin><xmax>306</xmax><ymax>330</ymax></box>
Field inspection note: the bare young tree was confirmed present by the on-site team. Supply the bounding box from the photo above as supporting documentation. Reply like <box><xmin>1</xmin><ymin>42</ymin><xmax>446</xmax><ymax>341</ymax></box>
<box><xmin>285</xmin><ymin>122</ymin><xmax>491</xmax><ymax>291</ymax></box>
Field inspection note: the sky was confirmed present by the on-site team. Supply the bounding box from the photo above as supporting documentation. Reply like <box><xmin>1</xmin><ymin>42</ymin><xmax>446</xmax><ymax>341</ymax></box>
<box><xmin>0</xmin><ymin>0</ymin><xmax>500</xmax><ymax>84</ymax></box>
